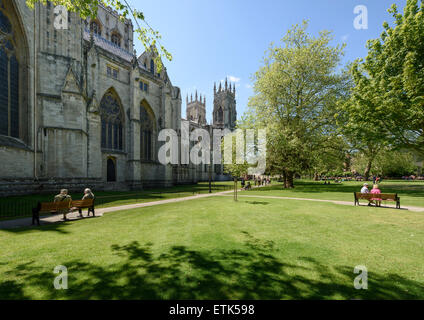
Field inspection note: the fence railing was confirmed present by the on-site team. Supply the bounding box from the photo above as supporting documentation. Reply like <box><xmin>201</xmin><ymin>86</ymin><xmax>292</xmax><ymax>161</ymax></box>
<box><xmin>0</xmin><ymin>184</ymin><xmax>234</xmax><ymax>220</ymax></box>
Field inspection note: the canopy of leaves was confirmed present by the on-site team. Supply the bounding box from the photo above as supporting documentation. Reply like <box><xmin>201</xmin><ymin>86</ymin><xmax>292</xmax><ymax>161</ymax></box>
<box><xmin>352</xmin><ymin>149</ymin><xmax>418</xmax><ymax>177</ymax></box>
<box><xmin>348</xmin><ymin>0</ymin><xmax>424</xmax><ymax>153</ymax></box>
<box><xmin>244</xmin><ymin>21</ymin><xmax>347</xmax><ymax>181</ymax></box>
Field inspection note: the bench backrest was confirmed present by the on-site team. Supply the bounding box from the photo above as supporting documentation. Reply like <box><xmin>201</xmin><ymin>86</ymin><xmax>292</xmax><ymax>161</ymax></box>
<box><xmin>71</xmin><ymin>199</ymin><xmax>94</xmax><ymax>208</ymax></box>
<box><xmin>355</xmin><ymin>193</ymin><xmax>398</xmax><ymax>200</ymax></box>
<box><xmin>39</xmin><ymin>201</ymin><xmax>71</xmax><ymax>212</ymax></box>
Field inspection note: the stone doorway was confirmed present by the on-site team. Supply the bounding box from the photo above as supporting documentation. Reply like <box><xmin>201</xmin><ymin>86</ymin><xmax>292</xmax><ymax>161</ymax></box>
<box><xmin>107</xmin><ymin>158</ymin><xmax>116</xmax><ymax>182</ymax></box>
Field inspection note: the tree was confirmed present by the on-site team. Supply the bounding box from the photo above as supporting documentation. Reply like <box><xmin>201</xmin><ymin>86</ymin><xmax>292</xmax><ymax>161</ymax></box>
<box><xmin>246</xmin><ymin>21</ymin><xmax>347</xmax><ymax>188</ymax></box>
<box><xmin>350</xmin><ymin>0</ymin><xmax>424</xmax><ymax>153</ymax></box>
<box><xmin>26</xmin><ymin>0</ymin><xmax>172</xmax><ymax>70</ymax></box>
<box><xmin>352</xmin><ymin>149</ymin><xmax>418</xmax><ymax>178</ymax></box>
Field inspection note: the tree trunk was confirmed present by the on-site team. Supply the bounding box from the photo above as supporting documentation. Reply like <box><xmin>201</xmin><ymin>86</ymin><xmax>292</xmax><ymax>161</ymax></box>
<box><xmin>314</xmin><ymin>172</ymin><xmax>319</xmax><ymax>181</ymax></box>
<box><xmin>364</xmin><ymin>159</ymin><xmax>373</xmax><ymax>181</ymax></box>
<box><xmin>234</xmin><ymin>178</ymin><xmax>238</xmax><ymax>201</ymax></box>
<box><xmin>282</xmin><ymin>170</ymin><xmax>295</xmax><ymax>189</ymax></box>
<box><xmin>286</xmin><ymin>171</ymin><xmax>295</xmax><ymax>188</ymax></box>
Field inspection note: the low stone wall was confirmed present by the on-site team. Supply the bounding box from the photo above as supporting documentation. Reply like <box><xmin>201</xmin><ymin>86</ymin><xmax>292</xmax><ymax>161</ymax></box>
<box><xmin>0</xmin><ymin>178</ymin><xmax>105</xmax><ymax>197</ymax></box>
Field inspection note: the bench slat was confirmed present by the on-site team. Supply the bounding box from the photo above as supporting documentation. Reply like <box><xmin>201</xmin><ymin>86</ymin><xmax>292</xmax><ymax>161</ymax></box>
<box><xmin>71</xmin><ymin>199</ymin><xmax>94</xmax><ymax>209</ymax></box>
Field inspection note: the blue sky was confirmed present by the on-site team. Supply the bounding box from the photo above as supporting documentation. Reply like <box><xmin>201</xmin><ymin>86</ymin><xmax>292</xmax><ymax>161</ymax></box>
<box><xmin>128</xmin><ymin>0</ymin><xmax>406</xmax><ymax>122</ymax></box>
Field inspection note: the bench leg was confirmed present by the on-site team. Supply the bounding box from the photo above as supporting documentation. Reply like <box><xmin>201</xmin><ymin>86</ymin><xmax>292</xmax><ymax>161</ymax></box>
<box><xmin>78</xmin><ymin>208</ymin><xmax>83</xmax><ymax>218</ymax></box>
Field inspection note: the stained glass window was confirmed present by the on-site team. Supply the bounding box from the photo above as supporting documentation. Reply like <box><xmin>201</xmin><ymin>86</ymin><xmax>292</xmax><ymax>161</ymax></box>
<box><xmin>0</xmin><ymin>10</ymin><xmax>20</xmax><ymax>138</ymax></box>
<box><xmin>100</xmin><ymin>93</ymin><xmax>124</xmax><ymax>151</ymax></box>
<box><xmin>140</xmin><ymin>105</ymin><xmax>154</xmax><ymax>161</ymax></box>
<box><xmin>150</xmin><ymin>59</ymin><xmax>154</xmax><ymax>74</ymax></box>
<box><xmin>0</xmin><ymin>11</ymin><xmax>12</xmax><ymax>34</ymax></box>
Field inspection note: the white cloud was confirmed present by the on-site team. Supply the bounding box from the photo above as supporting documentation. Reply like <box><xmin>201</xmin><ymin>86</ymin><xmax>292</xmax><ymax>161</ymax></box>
<box><xmin>228</xmin><ymin>76</ymin><xmax>241</xmax><ymax>83</ymax></box>
<box><xmin>245</xmin><ymin>84</ymin><xmax>253</xmax><ymax>89</ymax></box>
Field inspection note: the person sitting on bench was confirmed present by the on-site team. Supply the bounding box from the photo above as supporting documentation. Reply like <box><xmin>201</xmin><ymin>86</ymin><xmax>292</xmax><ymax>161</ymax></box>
<box><xmin>360</xmin><ymin>183</ymin><xmax>373</xmax><ymax>206</ymax></box>
<box><xmin>370</xmin><ymin>184</ymin><xmax>382</xmax><ymax>207</ymax></box>
<box><xmin>78</xmin><ymin>188</ymin><xmax>95</xmax><ymax>217</ymax></box>
<box><xmin>54</xmin><ymin>189</ymin><xmax>72</xmax><ymax>220</ymax></box>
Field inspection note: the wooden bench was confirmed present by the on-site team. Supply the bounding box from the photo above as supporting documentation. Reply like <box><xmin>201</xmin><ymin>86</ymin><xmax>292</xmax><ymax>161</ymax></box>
<box><xmin>70</xmin><ymin>199</ymin><xmax>95</xmax><ymax>218</ymax></box>
<box><xmin>354</xmin><ymin>192</ymin><xmax>400</xmax><ymax>209</ymax></box>
<box><xmin>32</xmin><ymin>199</ymin><xmax>95</xmax><ymax>226</ymax></box>
<box><xmin>32</xmin><ymin>201</ymin><xmax>71</xmax><ymax>226</ymax></box>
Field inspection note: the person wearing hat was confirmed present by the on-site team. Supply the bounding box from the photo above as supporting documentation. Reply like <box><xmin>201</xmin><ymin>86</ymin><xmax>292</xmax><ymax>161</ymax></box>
<box><xmin>360</xmin><ymin>183</ymin><xmax>374</xmax><ymax>206</ymax></box>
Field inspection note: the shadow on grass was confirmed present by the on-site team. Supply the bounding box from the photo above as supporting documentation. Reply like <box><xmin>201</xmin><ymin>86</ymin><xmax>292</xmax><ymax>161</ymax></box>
<box><xmin>246</xmin><ymin>201</ymin><xmax>270</xmax><ymax>206</ymax></box>
<box><xmin>1</xmin><ymin>232</ymin><xmax>422</xmax><ymax>300</ymax></box>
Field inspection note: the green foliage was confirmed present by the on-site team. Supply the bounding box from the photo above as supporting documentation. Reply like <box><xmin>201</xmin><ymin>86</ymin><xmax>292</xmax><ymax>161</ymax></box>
<box><xmin>347</xmin><ymin>0</ymin><xmax>424</xmax><ymax>153</ymax></box>
<box><xmin>245</xmin><ymin>21</ymin><xmax>347</xmax><ymax>187</ymax></box>
<box><xmin>352</xmin><ymin>149</ymin><xmax>418</xmax><ymax>177</ymax></box>
<box><xmin>26</xmin><ymin>0</ymin><xmax>172</xmax><ymax>71</ymax></box>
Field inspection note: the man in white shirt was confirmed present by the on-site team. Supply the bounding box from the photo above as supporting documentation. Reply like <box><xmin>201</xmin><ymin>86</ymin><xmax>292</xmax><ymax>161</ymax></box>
<box><xmin>361</xmin><ymin>183</ymin><xmax>370</xmax><ymax>194</ymax></box>
<box><xmin>360</xmin><ymin>183</ymin><xmax>373</xmax><ymax>206</ymax></box>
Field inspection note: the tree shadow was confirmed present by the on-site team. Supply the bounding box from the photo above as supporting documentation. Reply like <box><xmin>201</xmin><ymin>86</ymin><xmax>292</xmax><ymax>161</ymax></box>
<box><xmin>245</xmin><ymin>201</ymin><xmax>270</xmax><ymax>205</ymax></box>
<box><xmin>1</xmin><ymin>232</ymin><xmax>422</xmax><ymax>300</ymax></box>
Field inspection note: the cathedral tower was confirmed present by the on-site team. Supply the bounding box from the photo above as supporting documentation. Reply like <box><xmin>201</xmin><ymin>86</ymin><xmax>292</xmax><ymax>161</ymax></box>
<box><xmin>186</xmin><ymin>91</ymin><xmax>207</xmax><ymax>125</ymax></box>
<box><xmin>213</xmin><ymin>78</ymin><xmax>237</xmax><ymax>130</ymax></box>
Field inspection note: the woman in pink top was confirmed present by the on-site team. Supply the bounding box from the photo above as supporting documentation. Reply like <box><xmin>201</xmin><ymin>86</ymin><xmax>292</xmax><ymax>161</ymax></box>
<box><xmin>371</xmin><ymin>184</ymin><xmax>382</xmax><ymax>207</ymax></box>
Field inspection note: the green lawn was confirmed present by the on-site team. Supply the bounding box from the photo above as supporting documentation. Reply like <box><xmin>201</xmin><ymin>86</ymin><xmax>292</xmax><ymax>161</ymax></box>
<box><xmin>1</xmin><ymin>195</ymin><xmax>423</xmax><ymax>299</ymax></box>
<box><xmin>0</xmin><ymin>182</ymin><xmax>235</xmax><ymax>220</ymax></box>
<box><xmin>243</xmin><ymin>180</ymin><xmax>424</xmax><ymax>207</ymax></box>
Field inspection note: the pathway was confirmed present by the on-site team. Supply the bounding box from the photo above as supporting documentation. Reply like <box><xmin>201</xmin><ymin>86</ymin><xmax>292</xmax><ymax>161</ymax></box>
<box><xmin>2</xmin><ymin>188</ymin><xmax>422</xmax><ymax>230</ymax></box>
<box><xmin>0</xmin><ymin>190</ymin><xmax>235</xmax><ymax>230</ymax></box>
<box><xmin>218</xmin><ymin>194</ymin><xmax>424</xmax><ymax>212</ymax></box>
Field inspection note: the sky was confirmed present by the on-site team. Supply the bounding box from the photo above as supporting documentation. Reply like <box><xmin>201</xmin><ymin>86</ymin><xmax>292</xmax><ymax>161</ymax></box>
<box><xmin>128</xmin><ymin>0</ymin><xmax>406</xmax><ymax>123</ymax></box>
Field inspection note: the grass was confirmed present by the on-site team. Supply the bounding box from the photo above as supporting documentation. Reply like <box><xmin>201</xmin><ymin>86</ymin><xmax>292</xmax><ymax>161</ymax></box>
<box><xmin>242</xmin><ymin>180</ymin><xmax>424</xmax><ymax>207</ymax></box>
<box><xmin>1</xmin><ymin>195</ymin><xmax>423</xmax><ymax>299</ymax></box>
<box><xmin>0</xmin><ymin>181</ymin><xmax>235</xmax><ymax>220</ymax></box>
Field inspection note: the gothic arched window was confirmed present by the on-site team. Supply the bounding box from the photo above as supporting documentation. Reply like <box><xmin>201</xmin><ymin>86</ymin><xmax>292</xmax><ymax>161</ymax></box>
<box><xmin>150</xmin><ymin>59</ymin><xmax>154</xmax><ymax>74</ymax></box>
<box><xmin>0</xmin><ymin>10</ymin><xmax>19</xmax><ymax>138</ymax></box>
<box><xmin>217</xmin><ymin>107</ymin><xmax>223</xmax><ymax>123</ymax></box>
<box><xmin>90</xmin><ymin>20</ymin><xmax>101</xmax><ymax>36</ymax></box>
<box><xmin>100</xmin><ymin>92</ymin><xmax>124</xmax><ymax>151</ymax></box>
<box><xmin>111</xmin><ymin>32</ymin><xmax>121</xmax><ymax>47</ymax></box>
<box><xmin>140</xmin><ymin>102</ymin><xmax>155</xmax><ymax>161</ymax></box>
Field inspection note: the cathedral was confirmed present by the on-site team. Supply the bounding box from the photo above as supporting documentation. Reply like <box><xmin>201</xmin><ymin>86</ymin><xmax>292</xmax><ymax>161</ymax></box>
<box><xmin>0</xmin><ymin>0</ymin><xmax>237</xmax><ymax>196</ymax></box>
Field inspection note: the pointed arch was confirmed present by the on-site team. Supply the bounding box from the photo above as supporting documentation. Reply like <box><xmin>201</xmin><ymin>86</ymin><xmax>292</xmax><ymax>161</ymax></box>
<box><xmin>140</xmin><ymin>99</ymin><xmax>156</xmax><ymax>161</ymax></box>
<box><xmin>111</xmin><ymin>30</ymin><xmax>121</xmax><ymax>47</ymax></box>
<box><xmin>0</xmin><ymin>0</ymin><xmax>29</xmax><ymax>142</ymax></box>
<box><xmin>217</xmin><ymin>107</ymin><xmax>223</xmax><ymax>123</ymax></box>
<box><xmin>89</xmin><ymin>18</ymin><xmax>102</xmax><ymax>36</ymax></box>
<box><xmin>100</xmin><ymin>88</ymin><xmax>125</xmax><ymax>151</ymax></box>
